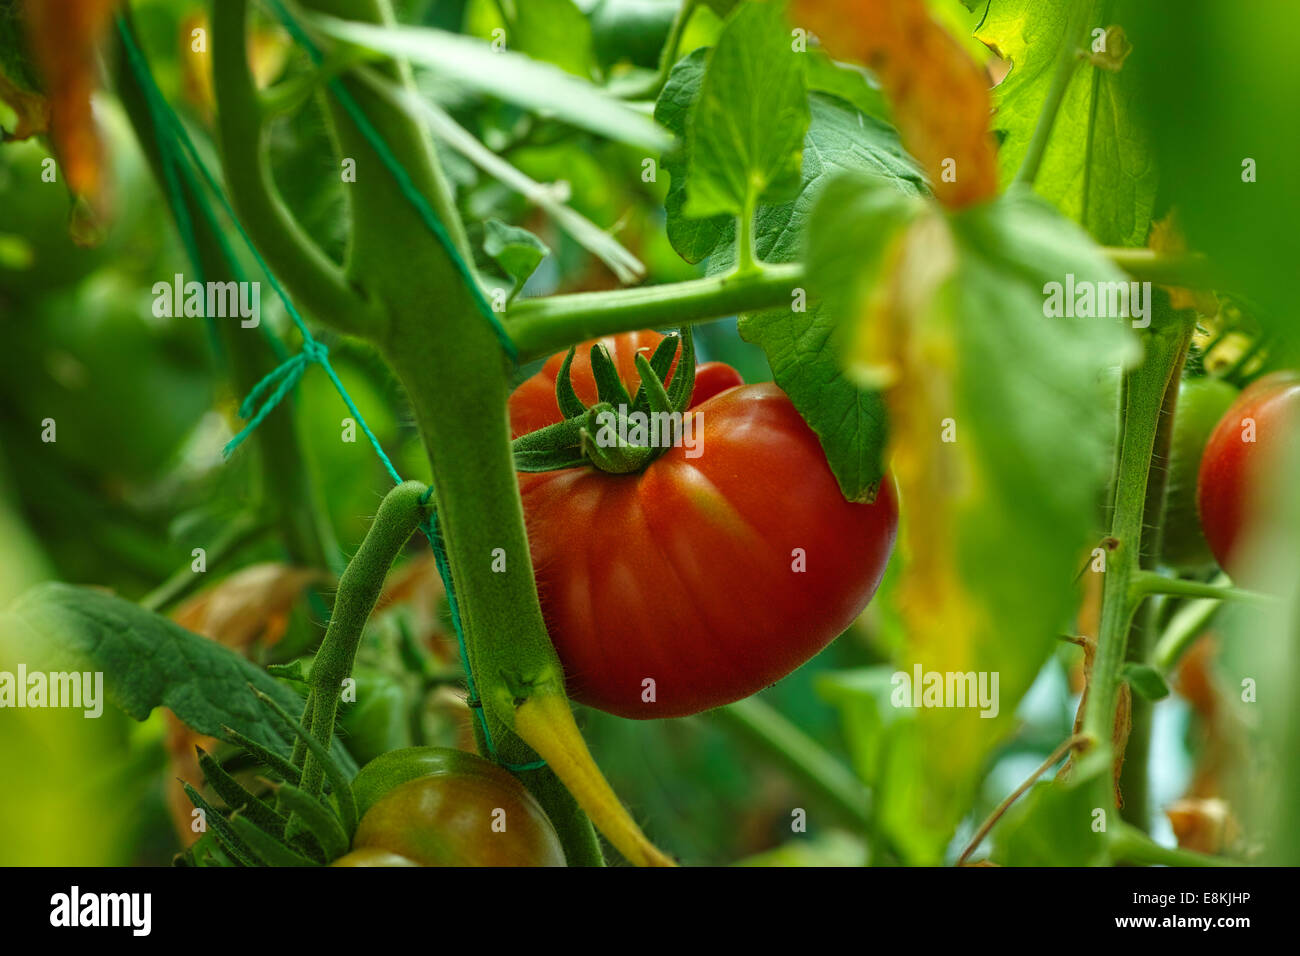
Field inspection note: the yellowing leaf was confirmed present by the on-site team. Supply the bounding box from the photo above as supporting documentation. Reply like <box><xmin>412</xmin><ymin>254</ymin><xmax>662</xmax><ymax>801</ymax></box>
<box><xmin>791</xmin><ymin>0</ymin><xmax>999</xmax><ymax>209</ymax></box>
<box><xmin>23</xmin><ymin>0</ymin><xmax>114</xmax><ymax>199</ymax></box>
<box><xmin>808</xmin><ymin>174</ymin><xmax>1137</xmax><ymax>860</ymax></box>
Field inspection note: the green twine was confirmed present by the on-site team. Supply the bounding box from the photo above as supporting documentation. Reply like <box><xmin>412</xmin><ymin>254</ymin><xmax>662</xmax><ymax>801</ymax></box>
<box><xmin>117</xmin><ymin>11</ymin><xmax>542</xmax><ymax>772</ymax></box>
<box><xmin>261</xmin><ymin>0</ymin><xmax>518</xmax><ymax>365</ymax></box>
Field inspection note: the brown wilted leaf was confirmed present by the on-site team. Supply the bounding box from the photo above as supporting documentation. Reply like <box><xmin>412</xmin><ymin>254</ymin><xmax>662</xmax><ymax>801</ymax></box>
<box><xmin>172</xmin><ymin>562</ymin><xmax>326</xmax><ymax>650</ymax></box>
<box><xmin>164</xmin><ymin>711</ymin><xmax>222</xmax><ymax>848</ymax></box>
<box><xmin>1166</xmin><ymin>797</ymin><xmax>1239</xmax><ymax>855</ymax></box>
<box><xmin>22</xmin><ymin>0</ymin><xmax>115</xmax><ymax>200</ymax></box>
<box><xmin>791</xmin><ymin>0</ymin><xmax>999</xmax><ymax>209</ymax></box>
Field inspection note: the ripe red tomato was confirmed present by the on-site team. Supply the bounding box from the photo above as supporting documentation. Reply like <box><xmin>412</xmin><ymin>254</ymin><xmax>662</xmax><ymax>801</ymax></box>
<box><xmin>509</xmin><ymin>331</ymin><xmax>898</xmax><ymax>719</ymax></box>
<box><xmin>1197</xmin><ymin>372</ymin><xmax>1300</xmax><ymax>572</ymax></box>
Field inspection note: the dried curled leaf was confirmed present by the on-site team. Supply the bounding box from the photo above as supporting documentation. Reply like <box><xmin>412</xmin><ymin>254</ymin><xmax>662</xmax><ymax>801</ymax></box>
<box><xmin>22</xmin><ymin>0</ymin><xmax>115</xmax><ymax>199</ymax></box>
<box><xmin>791</xmin><ymin>0</ymin><xmax>998</xmax><ymax>208</ymax></box>
<box><xmin>1166</xmin><ymin>797</ymin><xmax>1239</xmax><ymax>855</ymax></box>
<box><xmin>172</xmin><ymin>563</ymin><xmax>326</xmax><ymax>651</ymax></box>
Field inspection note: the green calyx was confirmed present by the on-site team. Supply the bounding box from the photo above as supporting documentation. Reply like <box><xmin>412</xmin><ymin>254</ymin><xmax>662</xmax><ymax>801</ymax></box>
<box><xmin>513</xmin><ymin>328</ymin><xmax>697</xmax><ymax>475</ymax></box>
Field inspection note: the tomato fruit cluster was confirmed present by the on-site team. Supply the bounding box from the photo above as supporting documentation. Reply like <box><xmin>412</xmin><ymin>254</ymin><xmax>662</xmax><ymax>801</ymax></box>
<box><xmin>509</xmin><ymin>331</ymin><xmax>899</xmax><ymax>719</ymax></box>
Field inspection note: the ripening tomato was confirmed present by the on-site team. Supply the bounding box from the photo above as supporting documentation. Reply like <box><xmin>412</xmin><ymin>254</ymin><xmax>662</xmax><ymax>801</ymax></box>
<box><xmin>349</xmin><ymin>747</ymin><xmax>566</xmax><ymax>867</ymax></box>
<box><xmin>1197</xmin><ymin>372</ymin><xmax>1300</xmax><ymax>572</ymax></box>
<box><xmin>509</xmin><ymin>331</ymin><xmax>898</xmax><ymax>719</ymax></box>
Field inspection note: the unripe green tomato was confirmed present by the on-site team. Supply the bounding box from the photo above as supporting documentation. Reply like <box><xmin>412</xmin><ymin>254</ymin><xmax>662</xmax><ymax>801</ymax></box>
<box><xmin>330</xmin><ymin>847</ymin><xmax>419</xmax><ymax>867</ymax></box>
<box><xmin>350</xmin><ymin>748</ymin><xmax>566</xmax><ymax>867</ymax></box>
<box><xmin>337</xmin><ymin>670</ymin><xmax>411</xmax><ymax>768</ymax></box>
<box><xmin>1160</xmin><ymin>377</ymin><xmax>1239</xmax><ymax>570</ymax></box>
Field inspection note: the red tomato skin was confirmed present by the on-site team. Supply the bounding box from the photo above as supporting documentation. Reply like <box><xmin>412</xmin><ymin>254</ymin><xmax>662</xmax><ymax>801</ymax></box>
<box><xmin>1196</xmin><ymin>373</ymin><xmax>1300</xmax><ymax>572</ymax></box>
<box><xmin>512</xmin><ymin>335</ymin><xmax>898</xmax><ymax>718</ymax></box>
<box><xmin>689</xmin><ymin>361</ymin><xmax>745</xmax><ymax>406</ymax></box>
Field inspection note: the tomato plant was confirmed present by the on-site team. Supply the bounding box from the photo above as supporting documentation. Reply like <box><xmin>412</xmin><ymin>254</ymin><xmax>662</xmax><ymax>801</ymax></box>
<box><xmin>2</xmin><ymin>0</ymin><xmax>1298</xmax><ymax>885</ymax></box>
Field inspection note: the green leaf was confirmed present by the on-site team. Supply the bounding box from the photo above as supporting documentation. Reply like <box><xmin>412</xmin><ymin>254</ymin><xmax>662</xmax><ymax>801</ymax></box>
<box><xmin>684</xmin><ymin>1</ymin><xmax>809</xmax><ymax>222</ymax></box>
<box><xmin>738</xmin><ymin>304</ymin><xmax>891</xmax><ymax>502</ymax></box>
<box><xmin>504</xmin><ymin>0</ymin><xmax>595</xmax><ymax>77</ymax></box>
<box><xmin>992</xmin><ymin>769</ymin><xmax>1112</xmax><ymax>867</ymax></box>
<box><xmin>978</xmin><ymin>1</ymin><xmax>1156</xmax><ymax>247</ymax></box>
<box><xmin>483</xmin><ymin>218</ymin><xmax>549</xmax><ymax>297</ymax></box>
<box><xmin>1121</xmin><ymin>662</ymin><xmax>1170</xmax><ymax>701</ymax></box>
<box><xmin>1126</xmin><ymin>0</ymin><xmax>1300</xmax><ymax>358</ymax></box>
<box><xmin>3</xmin><ymin>583</ymin><xmax>357</xmax><ymax>777</ymax></box>
<box><xmin>804</xmin><ymin>51</ymin><xmax>890</xmax><ymax>123</ymax></box>
<box><xmin>653</xmin><ymin>46</ymin><xmax>925</xmax><ymax>499</ymax></box>
<box><xmin>655</xmin><ymin>48</ymin><xmax>729</xmax><ymax>264</ymax></box>
<box><xmin>807</xmin><ymin>176</ymin><xmax>1139</xmax><ymax>861</ymax></box>
<box><xmin>309</xmin><ymin>14</ymin><xmax>670</xmax><ymax>151</ymax></box>
<box><xmin>657</xmin><ymin>49</ymin><xmax>927</xmax><ymax>266</ymax></box>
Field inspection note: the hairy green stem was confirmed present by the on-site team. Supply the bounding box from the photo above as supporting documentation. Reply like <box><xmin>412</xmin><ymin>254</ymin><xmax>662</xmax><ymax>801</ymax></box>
<box><xmin>1014</xmin><ymin>0</ymin><xmax>1094</xmax><ymax>187</ymax></box>
<box><xmin>506</xmin><ymin>263</ymin><xmax>802</xmax><ymax>360</ymax></box>
<box><xmin>1151</xmin><ymin>577</ymin><xmax>1227</xmax><ymax>672</ymax></box>
<box><xmin>302</xmin><ymin>481</ymin><xmax>427</xmax><ymax>795</ymax></box>
<box><xmin>1102</xmin><ymin>248</ymin><xmax>1217</xmax><ymax>289</ymax></box>
<box><xmin>1130</xmin><ymin>571</ymin><xmax>1275</xmax><ymax>607</ymax></box>
<box><xmin>710</xmin><ymin>697</ymin><xmax>871</xmax><ymax>832</ymax></box>
<box><xmin>1082</xmin><ymin>319</ymin><xmax>1190</xmax><ymax>802</ymax></box>
<box><xmin>1119</xmin><ymin>336</ymin><xmax>1186</xmax><ymax>829</ymax></box>
<box><xmin>504</xmin><ymin>248</ymin><xmax>1190</xmax><ymax>363</ymax></box>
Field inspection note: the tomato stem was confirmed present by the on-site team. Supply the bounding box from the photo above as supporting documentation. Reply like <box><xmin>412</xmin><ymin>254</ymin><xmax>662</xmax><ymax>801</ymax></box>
<box><xmin>1150</xmin><ymin>577</ymin><xmax>1228</xmax><ymax>672</ymax></box>
<box><xmin>1082</xmin><ymin>316</ymin><xmax>1192</xmax><ymax>810</ymax></box>
<box><xmin>301</xmin><ymin>481</ymin><xmax>428</xmax><ymax>797</ymax></box>
<box><xmin>1129</xmin><ymin>571</ymin><xmax>1276</xmax><ymax>607</ymax></box>
<box><xmin>505</xmin><ymin>264</ymin><xmax>803</xmax><ymax>361</ymax></box>
<box><xmin>1108</xmin><ymin>821</ymin><xmax>1235</xmax><ymax>867</ymax></box>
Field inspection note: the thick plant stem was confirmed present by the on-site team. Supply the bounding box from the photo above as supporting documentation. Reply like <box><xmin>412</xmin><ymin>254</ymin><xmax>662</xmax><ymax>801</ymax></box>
<box><xmin>213</xmin><ymin>0</ymin><xmax>653</xmax><ymax>867</ymax></box>
<box><xmin>711</xmin><ymin>698</ymin><xmax>871</xmax><ymax>832</ymax></box>
<box><xmin>506</xmin><ymin>264</ymin><xmax>803</xmax><ymax>362</ymax></box>
<box><xmin>1119</xmin><ymin>334</ymin><xmax>1188</xmax><ymax>829</ymax></box>
<box><xmin>1082</xmin><ymin>319</ymin><xmax>1190</xmax><ymax>804</ymax></box>
<box><xmin>302</xmin><ymin>481</ymin><xmax>428</xmax><ymax>796</ymax></box>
